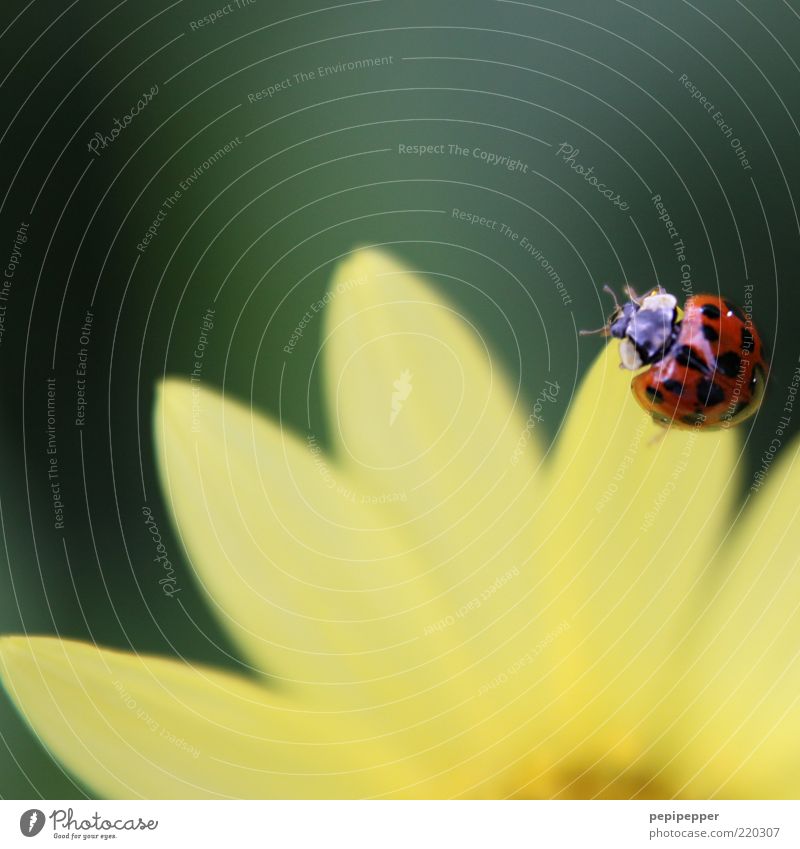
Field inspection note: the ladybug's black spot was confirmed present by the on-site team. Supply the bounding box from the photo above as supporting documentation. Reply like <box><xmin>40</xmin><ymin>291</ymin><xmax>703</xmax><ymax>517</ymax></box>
<box><xmin>728</xmin><ymin>399</ymin><xmax>750</xmax><ymax>419</ymax></box>
<box><xmin>662</xmin><ymin>378</ymin><xmax>683</xmax><ymax>394</ymax></box>
<box><xmin>697</xmin><ymin>378</ymin><xmax>725</xmax><ymax>407</ymax></box>
<box><xmin>702</xmin><ymin>323</ymin><xmax>719</xmax><ymax>342</ymax></box>
<box><xmin>724</xmin><ymin>299</ymin><xmax>745</xmax><ymax>321</ymax></box>
<box><xmin>682</xmin><ymin>411</ymin><xmax>706</xmax><ymax>425</ymax></box>
<box><xmin>675</xmin><ymin>345</ymin><xmax>708</xmax><ymax>372</ymax></box>
<box><xmin>741</xmin><ymin>326</ymin><xmax>754</xmax><ymax>352</ymax></box>
<box><xmin>634</xmin><ymin>342</ymin><xmax>654</xmax><ymax>365</ymax></box>
<box><xmin>645</xmin><ymin>386</ymin><xmax>664</xmax><ymax>404</ymax></box>
<box><xmin>701</xmin><ymin>303</ymin><xmax>721</xmax><ymax>320</ymax></box>
<box><xmin>716</xmin><ymin>351</ymin><xmax>742</xmax><ymax>378</ymax></box>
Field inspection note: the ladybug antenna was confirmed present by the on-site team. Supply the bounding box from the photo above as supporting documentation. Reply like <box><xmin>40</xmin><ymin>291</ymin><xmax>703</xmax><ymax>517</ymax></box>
<box><xmin>579</xmin><ymin>284</ymin><xmax>622</xmax><ymax>336</ymax></box>
<box><xmin>602</xmin><ymin>284</ymin><xmax>621</xmax><ymax>310</ymax></box>
<box><xmin>623</xmin><ymin>283</ymin><xmax>641</xmax><ymax>302</ymax></box>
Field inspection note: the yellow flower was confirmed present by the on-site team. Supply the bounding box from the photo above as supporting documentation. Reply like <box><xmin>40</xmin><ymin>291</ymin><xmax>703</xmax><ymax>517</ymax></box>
<box><xmin>2</xmin><ymin>249</ymin><xmax>798</xmax><ymax>799</ymax></box>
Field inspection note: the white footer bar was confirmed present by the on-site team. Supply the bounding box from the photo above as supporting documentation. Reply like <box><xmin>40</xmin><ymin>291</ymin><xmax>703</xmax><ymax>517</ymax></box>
<box><xmin>2</xmin><ymin>799</ymin><xmax>798</xmax><ymax>847</ymax></box>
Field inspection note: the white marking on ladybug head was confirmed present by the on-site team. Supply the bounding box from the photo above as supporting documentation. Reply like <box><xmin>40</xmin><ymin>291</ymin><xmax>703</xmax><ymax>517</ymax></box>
<box><xmin>618</xmin><ymin>337</ymin><xmax>643</xmax><ymax>370</ymax></box>
<box><xmin>640</xmin><ymin>292</ymin><xmax>677</xmax><ymax>313</ymax></box>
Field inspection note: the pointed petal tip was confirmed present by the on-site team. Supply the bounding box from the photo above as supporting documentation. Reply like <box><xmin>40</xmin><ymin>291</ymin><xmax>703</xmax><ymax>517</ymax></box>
<box><xmin>0</xmin><ymin>635</ymin><xmax>105</xmax><ymax>667</ymax></box>
<box><xmin>0</xmin><ymin>636</ymin><xmax>93</xmax><ymax>698</ymax></box>
<box><xmin>329</xmin><ymin>246</ymin><xmax>419</xmax><ymax>293</ymax></box>
<box><xmin>0</xmin><ymin>635</ymin><xmax>425</xmax><ymax>799</ymax></box>
<box><xmin>154</xmin><ymin>376</ymin><xmax>192</xmax><ymax>414</ymax></box>
<box><xmin>0</xmin><ymin>634</ymin><xmax>51</xmax><ymax>661</ymax></box>
<box><xmin>0</xmin><ymin>634</ymin><xmax>23</xmax><ymax>664</ymax></box>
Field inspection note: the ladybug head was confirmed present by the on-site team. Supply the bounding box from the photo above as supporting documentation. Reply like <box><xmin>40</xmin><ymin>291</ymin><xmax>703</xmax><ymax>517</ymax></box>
<box><xmin>608</xmin><ymin>300</ymin><xmax>640</xmax><ymax>339</ymax></box>
<box><xmin>581</xmin><ymin>285</ymin><xmax>680</xmax><ymax>371</ymax></box>
<box><xmin>580</xmin><ymin>284</ymin><xmax>640</xmax><ymax>339</ymax></box>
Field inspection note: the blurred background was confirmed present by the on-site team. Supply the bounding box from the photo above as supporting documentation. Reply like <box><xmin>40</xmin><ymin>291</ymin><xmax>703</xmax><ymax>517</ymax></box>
<box><xmin>0</xmin><ymin>0</ymin><xmax>798</xmax><ymax>797</ymax></box>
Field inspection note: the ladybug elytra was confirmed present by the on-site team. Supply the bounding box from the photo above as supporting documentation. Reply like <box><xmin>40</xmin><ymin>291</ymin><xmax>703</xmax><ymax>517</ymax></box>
<box><xmin>582</xmin><ymin>285</ymin><xmax>768</xmax><ymax>430</ymax></box>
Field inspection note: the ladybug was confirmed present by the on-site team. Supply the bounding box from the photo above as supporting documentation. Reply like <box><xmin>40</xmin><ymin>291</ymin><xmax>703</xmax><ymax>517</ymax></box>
<box><xmin>582</xmin><ymin>285</ymin><xmax>768</xmax><ymax>429</ymax></box>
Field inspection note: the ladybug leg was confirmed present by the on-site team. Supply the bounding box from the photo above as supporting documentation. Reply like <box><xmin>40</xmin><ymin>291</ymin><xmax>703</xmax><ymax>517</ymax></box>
<box><xmin>647</xmin><ymin>426</ymin><xmax>669</xmax><ymax>446</ymax></box>
<box><xmin>578</xmin><ymin>325</ymin><xmax>610</xmax><ymax>337</ymax></box>
<box><xmin>579</xmin><ymin>284</ymin><xmax>620</xmax><ymax>335</ymax></box>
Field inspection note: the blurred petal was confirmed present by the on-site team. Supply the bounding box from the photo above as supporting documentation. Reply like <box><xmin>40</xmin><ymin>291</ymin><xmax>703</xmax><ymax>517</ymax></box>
<box><xmin>655</xmin><ymin>436</ymin><xmax>800</xmax><ymax>798</ymax></box>
<box><xmin>0</xmin><ymin>636</ymin><xmax>422</xmax><ymax>799</ymax></box>
<box><xmin>519</xmin><ymin>343</ymin><xmax>740</xmax><ymax>778</ymax></box>
<box><xmin>155</xmin><ymin>379</ymin><xmax>518</xmax><ymax>791</ymax></box>
<box><xmin>322</xmin><ymin>248</ymin><xmax>549</xmax><ymax>685</ymax></box>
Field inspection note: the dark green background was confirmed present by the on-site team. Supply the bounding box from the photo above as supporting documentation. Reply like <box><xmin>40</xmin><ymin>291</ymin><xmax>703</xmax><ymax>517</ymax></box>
<box><xmin>1</xmin><ymin>0</ymin><xmax>798</xmax><ymax>798</ymax></box>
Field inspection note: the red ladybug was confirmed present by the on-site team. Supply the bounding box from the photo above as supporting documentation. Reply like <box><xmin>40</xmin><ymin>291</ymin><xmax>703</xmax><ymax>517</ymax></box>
<box><xmin>582</xmin><ymin>286</ymin><xmax>768</xmax><ymax>429</ymax></box>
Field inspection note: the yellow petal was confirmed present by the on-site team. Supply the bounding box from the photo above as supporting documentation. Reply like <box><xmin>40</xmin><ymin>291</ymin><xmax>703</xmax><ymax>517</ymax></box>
<box><xmin>0</xmin><ymin>636</ymin><xmax>423</xmax><ymax>799</ymax></box>
<box><xmin>655</xmin><ymin>435</ymin><xmax>800</xmax><ymax>797</ymax></box>
<box><xmin>155</xmin><ymin>379</ymin><xmax>453</xmax><ymax>681</ymax></box>
<box><xmin>519</xmin><ymin>342</ymin><xmax>740</xmax><ymax>770</ymax></box>
<box><xmin>321</xmin><ymin>248</ymin><xmax>550</xmax><ymax>676</ymax></box>
<box><xmin>155</xmin><ymin>379</ymin><xmax>519</xmax><ymax>792</ymax></box>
